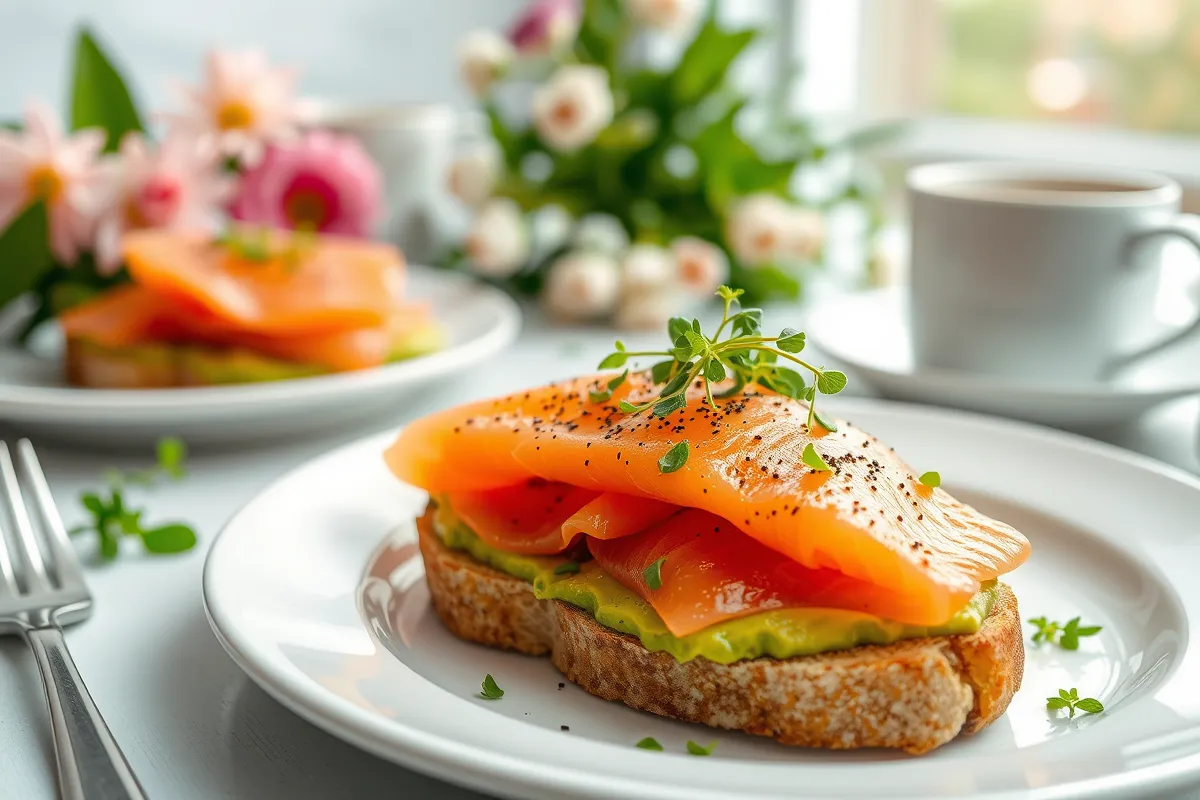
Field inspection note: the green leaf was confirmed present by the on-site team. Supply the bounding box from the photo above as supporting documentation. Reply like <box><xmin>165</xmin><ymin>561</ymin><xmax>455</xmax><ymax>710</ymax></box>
<box><xmin>1059</xmin><ymin>688</ymin><xmax>1075</xmax><ymax>701</ymax></box>
<box><xmin>598</xmin><ymin>352</ymin><xmax>628</xmax><ymax>369</ymax></box>
<box><xmin>729</xmin><ymin>308</ymin><xmax>763</xmax><ymax>337</ymax></box>
<box><xmin>671</xmin><ymin>17</ymin><xmax>757</xmax><ymax>106</ymax></box>
<box><xmin>635</xmin><ymin>737</ymin><xmax>664</xmax><ymax>751</ymax></box>
<box><xmin>140</xmin><ymin>524</ymin><xmax>197</xmax><ymax>554</ymax></box>
<box><xmin>1074</xmin><ymin>625</ymin><xmax>1103</xmax><ymax>637</ymax></box>
<box><xmin>618</xmin><ymin>400</ymin><xmax>640</xmax><ymax>413</ymax></box>
<box><xmin>660</xmin><ymin>368</ymin><xmax>693</xmax><ymax>398</ymax></box>
<box><xmin>643</xmin><ymin>556</ymin><xmax>666</xmax><ymax>590</ymax></box>
<box><xmin>652</xmin><ymin>394</ymin><xmax>687</xmax><ymax>418</ymax></box>
<box><xmin>686</xmin><ymin>739</ymin><xmax>717</xmax><ymax>756</ymax></box>
<box><xmin>590</xmin><ymin>370</ymin><xmax>627</xmax><ymax>403</ymax></box>
<box><xmin>80</xmin><ymin>492</ymin><xmax>106</xmax><ymax>517</ymax></box>
<box><xmin>156</xmin><ymin>436</ymin><xmax>187</xmax><ymax>480</ymax></box>
<box><xmin>704</xmin><ymin>359</ymin><xmax>726</xmax><ymax>382</ymax></box>
<box><xmin>714</xmin><ymin>370</ymin><xmax>747</xmax><ymax>399</ymax></box>
<box><xmin>1059</xmin><ymin>632</ymin><xmax>1080</xmax><ymax>651</ymax></box>
<box><xmin>776</xmin><ymin>328</ymin><xmax>806</xmax><ymax>353</ymax></box>
<box><xmin>480</xmin><ymin>673</ymin><xmax>505</xmax><ymax>700</ymax></box>
<box><xmin>918</xmin><ymin>471</ymin><xmax>941</xmax><ymax>489</ymax></box>
<box><xmin>667</xmin><ymin>317</ymin><xmax>691</xmax><ymax>342</ymax></box>
<box><xmin>1075</xmin><ymin>698</ymin><xmax>1104</xmax><ymax>714</ymax></box>
<box><xmin>650</xmin><ymin>360</ymin><xmax>676</xmax><ymax>384</ymax></box>
<box><xmin>98</xmin><ymin>529</ymin><xmax>120</xmax><ymax>561</ymax></box>
<box><xmin>1045</xmin><ymin>697</ymin><xmax>1070</xmax><ymax>710</ymax></box>
<box><xmin>762</xmin><ymin>367</ymin><xmax>806</xmax><ymax>399</ymax></box>
<box><xmin>816</xmin><ymin>370</ymin><xmax>848</xmax><ymax>395</ymax></box>
<box><xmin>658</xmin><ymin>440</ymin><xmax>689</xmax><ymax>474</ymax></box>
<box><xmin>589</xmin><ymin>389</ymin><xmax>612</xmax><ymax>403</ymax></box>
<box><xmin>0</xmin><ymin>201</ymin><xmax>54</xmax><ymax>310</ymax></box>
<box><xmin>812</xmin><ymin>409</ymin><xmax>838</xmax><ymax>433</ymax></box>
<box><xmin>70</xmin><ymin>27</ymin><xmax>144</xmax><ymax>151</ymax></box>
<box><xmin>553</xmin><ymin>561</ymin><xmax>581</xmax><ymax>576</ymax></box>
<box><xmin>672</xmin><ymin>329</ymin><xmax>707</xmax><ymax>362</ymax></box>
<box><xmin>801</xmin><ymin>443</ymin><xmax>831</xmax><ymax>472</ymax></box>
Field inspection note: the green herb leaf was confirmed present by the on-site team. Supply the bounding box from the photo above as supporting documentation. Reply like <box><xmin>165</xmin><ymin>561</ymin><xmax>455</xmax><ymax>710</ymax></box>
<box><xmin>1074</xmin><ymin>625</ymin><xmax>1103</xmax><ymax>637</ymax></box>
<box><xmin>704</xmin><ymin>358</ymin><xmax>726</xmax><ymax>382</ymax></box>
<box><xmin>1028</xmin><ymin>615</ymin><xmax>1100</xmax><ymax>650</ymax></box>
<box><xmin>618</xmin><ymin>400</ymin><xmax>639</xmax><ymax>413</ymax></box>
<box><xmin>598</xmin><ymin>352</ymin><xmax>628</xmax><ymax>369</ymax></box>
<box><xmin>553</xmin><ymin>561</ymin><xmax>581</xmax><ymax>575</ymax></box>
<box><xmin>667</xmin><ymin>317</ymin><xmax>691</xmax><ymax>342</ymax></box>
<box><xmin>650</xmin><ymin>360</ymin><xmax>676</xmax><ymax>384</ymax></box>
<box><xmin>156</xmin><ymin>436</ymin><xmax>187</xmax><ymax>480</ymax></box>
<box><xmin>140</xmin><ymin>524</ymin><xmax>197</xmax><ymax>554</ymax></box>
<box><xmin>589</xmin><ymin>389</ymin><xmax>611</xmax><ymax>403</ymax></box>
<box><xmin>70</xmin><ymin>27</ymin><xmax>144</xmax><ymax>151</ymax></box>
<box><xmin>652</xmin><ymin>394</ymin><xmax>687</xmax><ymax>418</ymax></box>
<box><xmin>816</xmin><ymin>370</ymin><xmax>848</xmax><ymax>395</ymax></box>
<box><xmin>480</xmin><ymin>673</ymin><xmax>504</xmax><ymax>699</ymax></box>
<box><xmin>636</xmin><ymin>737</ymin><xmax>664</xmax><ymax>751</ymax></box>
<box><xmin>658</xmin><ymin>440</ymin><xmax>690</xmax><ymax>474</ymax></box>
<box><xmin>730</xmin><ymin>308</ymin><xmax>763</xmax><ymax>337</ymax></box>
<box><xmin>763</xmin><ymin>367</ymin><xmax>806</xmax><ymax>399</ymax></box>
<box><xmin>776</xmin><ymin>328</ymin><xmax>806</xmax><ymax>353</ymax></box>
<box><xmin>812</xmin><ymin>409</ymin><xmax>838</xmax><ymax>433</ymax></box>
<box><xmin>686</xmin><ymin>739</ymin><xmax>718</xmax><ymax>756</ymax></box>
<box><xmin>1075</xmin><ymin>698</ymin><xmax>1105</xmax><ymax>714</ymax></box>
<box><xmin>644</xmin><ymin>557</ymin><xmax>666</xmax><ymax>590</ymax></box>
<box><xmin>98</xmin><ymin>528</ymin><xmax>120</xmax><ymax>561</ymax></box>
<box><xmin>918</xmin><ymin>471</ymin><xmax>941</xmax><ymax>489</ymax></box>
<box><xmin>801</xmin><ymin>443</ymin><xmax>831</xmax><ymax>472</ymax></box>
<box><xmin>1060</xmin><ymin>688</ymin><xmax>1074</xmax><ymax>701</ymax></box>
<box><xmin>1045</xmin><ymin>697</ymin><xmax>1070</xmax><ymax>710</ymax></box>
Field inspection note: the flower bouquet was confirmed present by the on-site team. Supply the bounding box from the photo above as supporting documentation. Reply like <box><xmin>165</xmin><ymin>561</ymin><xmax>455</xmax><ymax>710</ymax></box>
<box><xmin>0</xmin><ymin>28</ymin><xmax>384</xmax><ymax>343</ymax></box>
<box><xmin>443</xmin><ymin>0</ymin><xmax>885</xmax><ymax>326</ymax></box>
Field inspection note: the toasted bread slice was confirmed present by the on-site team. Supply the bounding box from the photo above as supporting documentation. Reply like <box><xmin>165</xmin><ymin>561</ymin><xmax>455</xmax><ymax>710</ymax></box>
<box><xmin>417</xmin><ymin>507</ymin><xmax>1024</xmax><ymax>754</ymax></box>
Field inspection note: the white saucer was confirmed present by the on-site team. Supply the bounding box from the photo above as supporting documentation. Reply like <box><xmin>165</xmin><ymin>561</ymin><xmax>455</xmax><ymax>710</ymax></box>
<box><xmin>203</xmin><ymin>400</ymin><xmax>1200</xmax><ymax>799</ymax></box>
<box><xmin>806</xmin><ymin>288</ymin><xmax>1200</xmax><ymax>428</ymax></box>
<box><xmin>0</xmin><ymin>268</ymin><xmax>520</xmax><ymax>447</ymax></box>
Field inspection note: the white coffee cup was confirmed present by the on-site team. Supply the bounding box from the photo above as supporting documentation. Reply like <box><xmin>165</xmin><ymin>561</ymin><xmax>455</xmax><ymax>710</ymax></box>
<box><xmin>908</xmin><ymin>161</ymin><xmax>1200</xmax><ymax>383</ymax></box>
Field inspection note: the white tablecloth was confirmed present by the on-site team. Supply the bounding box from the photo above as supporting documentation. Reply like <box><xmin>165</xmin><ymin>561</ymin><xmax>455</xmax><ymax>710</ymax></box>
<box><xmin>2</xmin><ymin>317</ymin><xmax>1198</xmax><ymax>799</ymax></box>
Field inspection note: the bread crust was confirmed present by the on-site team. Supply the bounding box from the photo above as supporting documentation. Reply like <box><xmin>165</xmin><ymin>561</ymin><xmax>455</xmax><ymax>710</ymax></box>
<box><xmin>418</xmin><ymin>508</ymin><xmax>1024</xmax><ymax>754</ymax></box>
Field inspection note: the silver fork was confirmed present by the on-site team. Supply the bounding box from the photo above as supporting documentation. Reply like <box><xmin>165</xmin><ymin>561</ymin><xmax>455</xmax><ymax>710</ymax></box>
<box><xmin>0</xmin><ymin>440</ymin><xmax>147</xmax><ymax>800</ymax></box>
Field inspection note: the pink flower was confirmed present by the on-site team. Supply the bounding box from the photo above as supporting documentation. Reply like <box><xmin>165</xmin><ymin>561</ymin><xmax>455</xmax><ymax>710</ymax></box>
<box><xmin>230</xmin><ymin>130</ymin><xmax>382</xmax><ymax>237</ymax></box>
<box><xmin>167</xmin><ymin>48</ymin><xmax>313</xmax><ymax>166</ymax></box>
<box><xmin>508</xmin><ymin>0</ymin><xmax>580</xmax><ymax>55</ymax></box>
<box><xmin>0</xmin><ymin>102</ymin><xmax>106</xmax><ymax>263</ymax></box>
<box><xmin>92</xmin><ymin>132</ymin><xmax>234</xmax><ymax>274</ymax></box>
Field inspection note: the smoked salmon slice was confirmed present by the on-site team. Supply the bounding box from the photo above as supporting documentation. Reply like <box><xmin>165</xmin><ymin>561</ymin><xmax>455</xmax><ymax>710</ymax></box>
<box><xmin>386</xmin><ymin>373</ymin><xmax>1031</xmax><ymax>626</ymax></box>
<box><xmin>59</xmin><ymin>284</ymin><xmax>432</xmax><ymax>371</ymax></box>
<box><xmin>122</xmin><ymin>229</ymin><xmax>405</xmax><ymax>335</ymax></box>
<box><xmin>590</xmin><ymin>509</ymin><xmax>938</xmax><ymax>636</ymax></box>
<box><xmin>446</xmin><ymin>479</ymin><xmax>599</xmax><ymax>554</ymax></box>
<box><xmin>561</xmin><ymin>493</ymin><xmax>680</xmax><ymax>541</ymax></box>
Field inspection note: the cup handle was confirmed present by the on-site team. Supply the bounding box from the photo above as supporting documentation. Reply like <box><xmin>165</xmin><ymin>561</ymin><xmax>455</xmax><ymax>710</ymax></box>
<box><xmin>1103</xmin><ymin>214</ymin><xmax>1200</xmax><ymax>376</ymax></box>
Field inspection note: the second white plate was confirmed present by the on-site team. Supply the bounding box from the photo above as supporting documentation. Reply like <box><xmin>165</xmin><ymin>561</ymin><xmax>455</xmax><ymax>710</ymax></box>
<box><xmin>0</xmin><ymin>268</ymin><xmax>520</xmax><ymax>446</ymax></box>
<box><xmin>205</xmin><ymin>398</ymin><xmax>1200</xmax><ymax>799</ymax></box>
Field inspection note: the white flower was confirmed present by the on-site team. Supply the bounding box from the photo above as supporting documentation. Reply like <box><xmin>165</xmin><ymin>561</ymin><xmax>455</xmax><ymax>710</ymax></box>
<box><xmin>572</xmin><ymin>213</ymin><xmax>629</xmax><ymax>256</ymax></box>
<box><xmin>0</xmin><ymin>102</ymin><xmax>107</xmax><ymax>264</ymax></box>
<box><xmin>458</xmin><ymin>30</ymin><xmax>514</xmax><ymax>98</ymax></box>
<box><xmin>783</xmin><ymin>206</ymin><xmax>825</xmax><ymax>262</ymax></box>
<box><xmin>465</xmin><ymin>198</ymin><xmax>529</xmax><ymax>277</ymax></box>
<box><xmin>532</xmin><ymin>65</ymin><xmax>614</xmax><ymax>153</ymax></box>
<box><xmin>447</xmin><ymin>145</ymin><xmax>499</xmax><ymax>207</ymax></box>
<box><xmin>725</xmin><ymin>193</ymin><xmax>790</xmax><ymax>268</ymax></box>
<box><xmin>543</xmin><ymin>250</ymin><xmax>620</xmax><ymax>320</ymax></box>
<box><xmin>626</xmin><ymin>0</ymin><xmax>703</xmax><ymax>32</ymax></box>
<box><xmin>615</xmin><ymin>287</ymin><xmax>681</xmax><ymax>331</ymax></box>
<box><xmin>671</xmin><ymin>236</ymin><xmax>728</xmax><ymax>297</ymax></box>
<box><xmin>166</xmin><ymin>48</ymin><xmax>312</xmax><ymax>167</ymax></box>
<box><xmin>618</xmin><ymin>243</ymin><xmax>675</xmax><ymax>294</ymax></box>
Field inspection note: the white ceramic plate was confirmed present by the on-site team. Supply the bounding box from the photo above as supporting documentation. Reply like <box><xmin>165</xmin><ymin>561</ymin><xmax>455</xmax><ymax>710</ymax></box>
<box><xmin>204</xmin><ymin>398</ymin><xmax>1200</xmax><ymax>799</ymax></box>
<box><xmin>806</xmin><ymin>288</ymin><xmax>1200</xmax><ymax>428</ymax></box>
<box><xmin>0</xmin><ymin>269</ymin><xmax>520</xmax><ymax>446</ymax></box>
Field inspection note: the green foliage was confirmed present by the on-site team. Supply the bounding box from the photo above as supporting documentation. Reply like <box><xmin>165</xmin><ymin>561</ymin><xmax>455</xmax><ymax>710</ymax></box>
<box><xmin>452</xmin><ymin>0</ymin><xmax>889</xmax><ymax>304</ymax></box>
<box><xmin>0</xmin><ymin>202</ymin><xmax>54</xmax><ymax>311</ymax></box>
<box><xmin>70</xmin><ymin>26</ymin><xmax>144</xmax><ymax>151</ymax></box>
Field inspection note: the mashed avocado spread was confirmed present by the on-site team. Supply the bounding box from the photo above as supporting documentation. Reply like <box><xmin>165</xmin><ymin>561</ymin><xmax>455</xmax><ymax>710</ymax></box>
<box><xmin>433</xmin><ymin>501</ymin><xmax>997</xmax><ymax>665</ymax></box>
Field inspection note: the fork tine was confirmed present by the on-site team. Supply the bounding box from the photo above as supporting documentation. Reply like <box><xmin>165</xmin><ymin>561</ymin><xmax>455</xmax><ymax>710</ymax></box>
<box><xmin>16</xmin><ymin>440</ymin><xmax>85</xmax><ymax>590</ymax></box>
<box><xmin>0</xmin><ymin>441</ymin><xmax>52</xmax><ymax>592</ymax></box>
<box><xmin>0</xmin><ymin>497</ymin><xmax>17</xmax><ymax>598</ymax></box>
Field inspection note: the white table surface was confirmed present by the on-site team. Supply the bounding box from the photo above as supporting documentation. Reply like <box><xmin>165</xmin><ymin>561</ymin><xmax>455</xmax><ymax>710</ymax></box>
<box><xmin>2</xmin><ymin>314</ymin><xmax>1200</xmax><ymax>800</ymax></box>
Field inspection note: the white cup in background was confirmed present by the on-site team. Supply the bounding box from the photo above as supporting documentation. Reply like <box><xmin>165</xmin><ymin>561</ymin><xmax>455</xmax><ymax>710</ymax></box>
<box><xmin>909</xmin><ymin>161</ymin><xmax>1200</xmax><ymax>383</ymax></box>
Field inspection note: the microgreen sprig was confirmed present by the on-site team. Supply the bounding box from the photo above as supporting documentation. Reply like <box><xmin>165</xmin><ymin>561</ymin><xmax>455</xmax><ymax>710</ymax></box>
<box><xmin>1028</xmin><ymin>616</ymin><xmax>1102</xmax><ymax>651</ymax></box>
<box><xmin>70</xmin><ymin>437</ymin><xmax>198</xmax><ymax>561</ymax></box>
<box><xmin>597</xmin><ymin>286</ymin><xmax>847</xmax><ymax>428</ymax></box>
<box><xmin>1046</xmin><ymin>687</ymin><xmax>1104</xmax><ymax>718</ymax></box>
